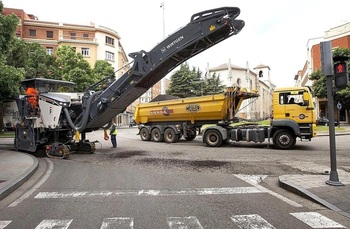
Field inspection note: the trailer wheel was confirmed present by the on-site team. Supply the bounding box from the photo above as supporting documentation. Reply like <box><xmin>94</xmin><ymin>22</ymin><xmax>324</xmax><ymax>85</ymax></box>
<box><xmin>151</xmin><ymin>128</ymin><xmax>164</xmax><ymax>142</ymax></box>
<box><xmin>204</xmin><ymin>129</ymin><xmax>223</xmax><ymax>147</ymax></box>
<box><xmin>185</xmin><ymin>128</ymin><xmax>196</xmax><ymax>141</ymax></box>
<box><xmin>164</xmin><ymin>128</ymin><xmax>179</xmax><ymax>143</ymax></box>
<box><xmin>272</xmin><ymin>129</ymin><xmax>296</xmax><ymax>150</ymax></box>
<box><xmin>140</xmin><ymin>127</ymin><xmax>151</xmax><ymax>141</ymax></box>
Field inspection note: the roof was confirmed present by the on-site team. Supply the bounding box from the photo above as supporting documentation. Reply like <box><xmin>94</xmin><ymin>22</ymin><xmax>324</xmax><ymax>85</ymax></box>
<box><xmin>209</xmin><ymin>63</ymin><xmax>246</xmax><ymax>71</ymax></box>
<box><xmin>253</xmin><ymin>64</ymin><xmax>271</xmax><ymax>70</ymax></box>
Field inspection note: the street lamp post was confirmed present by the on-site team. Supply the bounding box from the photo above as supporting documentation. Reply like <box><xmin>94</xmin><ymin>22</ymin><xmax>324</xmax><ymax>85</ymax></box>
<box><xmin>160</xmin><ymin>2</ymin><xmax>166</xmax><ymax>95</ymax></box>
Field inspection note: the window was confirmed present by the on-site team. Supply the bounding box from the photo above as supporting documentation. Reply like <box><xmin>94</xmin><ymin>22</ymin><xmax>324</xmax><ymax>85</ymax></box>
<box><xmin>105</xmin><ymin>51</ymin><xmax>115</xmax><ymax>61</ymax></box>
<box><xmin>70</xmin><ymin>32</ymin><xmax>76</xmax><ymax>40</ymax></box>
<box><xmin>83</xmin><ymin>33</ymin><xmax>89</xmax><ymax>39</ymax></box>
<box><xmin>29</xmin><ymin>29</ymin><xmax>36</xmax><ymax>37</ymax></box>
<box><xmin>105</xmin><ymin>36</ymin><xmax>114</xmax><ymax>46</ymax></box>
<box><xmin>81</xmin><ymin>48</ymin><xmax>90</xmax><ymax>57</ymax></box>
<box><xmin>279</xmin><ymin>91</ymin><xmax>305</xmax><ymax>106</ymax></box>
<box><xmin>46</xmin><ymin>31</ymin><xmax>53</xmax><ymax>39</ymax></box>
<box><xmin>46</xmin><ymin>47</ymin><xmax>54</xmax><ymax>55</ymax></box>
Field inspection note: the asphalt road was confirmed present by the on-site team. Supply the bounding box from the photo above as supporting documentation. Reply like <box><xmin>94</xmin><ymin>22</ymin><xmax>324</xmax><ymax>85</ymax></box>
<box><xmin>0</xmin><ymin>127</ymin><xmax>349</xmax><ymax>228</ymax></box>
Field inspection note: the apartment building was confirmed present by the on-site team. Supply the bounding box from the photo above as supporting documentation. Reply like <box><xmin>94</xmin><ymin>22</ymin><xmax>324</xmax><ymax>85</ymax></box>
<box><xmin>295</xmin><ymin>22</ymin><xmax>350</xmax><ymax>123</ymax></box>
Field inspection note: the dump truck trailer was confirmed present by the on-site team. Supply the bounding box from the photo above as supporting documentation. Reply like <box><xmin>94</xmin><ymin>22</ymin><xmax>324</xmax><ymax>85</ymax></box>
<box><xmin>135</xmin><ymin>86</ymin><xmax>317</xmax><ymax>149</ymax></box>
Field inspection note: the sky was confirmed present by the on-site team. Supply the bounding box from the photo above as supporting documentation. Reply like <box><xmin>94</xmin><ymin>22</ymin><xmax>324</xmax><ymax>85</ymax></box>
<box><xmin>3</xmin><ymin>0</ymin><xmax>350</xmax><ymax>87</ymax></box>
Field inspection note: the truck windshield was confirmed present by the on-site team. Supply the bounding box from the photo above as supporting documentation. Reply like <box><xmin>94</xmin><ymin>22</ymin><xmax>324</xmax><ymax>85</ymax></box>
<box><xmin>279</xmin><ymin>91</ymin><xmax>306</xmax><ymax>106</ymax></box>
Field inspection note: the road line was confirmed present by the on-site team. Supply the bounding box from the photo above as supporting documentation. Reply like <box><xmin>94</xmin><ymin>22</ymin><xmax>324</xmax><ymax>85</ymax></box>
<box><xmin>290</xmin><ymin>212</ymin><xmax>345</xmax><ymax>228</ymax></box>
<box><xmin>167</xmin><ymin>216</ymin><xmax>203</xmax><ymax>229</ymax></box>
<box><xmin>231</xmin><ymin>214</ymin><xmax>276</xmax><ymax>229</ymax></box>
<box><xmin>0</xmin><ymin>221</ymin><xmax>11</xmax><ymax>229</ymax></box>
<box><xmin>35</xmin><ymin>219</ymin><xmax>73</xmax><ymax>229</ymax></box>
<box><xmin>9</xmin><ymin>158</ymin><xmax>54</xmax><ymax>207</ymax></box>
<box><xmin>34</xmin><ymin>187</ymin><xmax>264</xmax><ymax>199</ymax></box>
<box><xmin>100</xmin><ymin>217</ymin><xmax>133</xmax><ymax>229</ymax></box>
<box><xmin>235</xmin><ymin>174</ymin><xmax>303</xmax><ymax>207</ymax></box>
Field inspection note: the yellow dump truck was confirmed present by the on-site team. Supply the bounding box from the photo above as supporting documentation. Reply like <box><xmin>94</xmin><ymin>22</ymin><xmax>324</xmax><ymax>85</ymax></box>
<box><xmin>134</xmin><ymin>86</ymin><xmax>316</xmax><ymax>149</ymax></box>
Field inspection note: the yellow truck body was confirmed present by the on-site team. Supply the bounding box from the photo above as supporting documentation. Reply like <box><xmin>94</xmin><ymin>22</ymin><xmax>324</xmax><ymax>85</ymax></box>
<box><xmin>134</xmin><ymin>88</ymin><xmax>258</xmax><ymax>125</ymax></box>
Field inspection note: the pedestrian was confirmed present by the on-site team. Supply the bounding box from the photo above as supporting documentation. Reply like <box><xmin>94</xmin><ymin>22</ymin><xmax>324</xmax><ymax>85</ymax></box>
<box><xmin>109</xmin><ymin>122</ymin><xmax>118</xmax><ymax>148</ymax></box>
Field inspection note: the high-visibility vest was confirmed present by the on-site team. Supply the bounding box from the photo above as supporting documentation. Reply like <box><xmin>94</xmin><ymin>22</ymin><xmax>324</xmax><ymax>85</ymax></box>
<box><xmin>111</xmin><ymin>125</ymin><xmax>118</xmax><ymax>135</ymax></box>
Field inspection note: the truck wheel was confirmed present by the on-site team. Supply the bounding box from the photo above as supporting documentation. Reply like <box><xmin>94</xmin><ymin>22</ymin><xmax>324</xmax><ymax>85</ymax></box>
<box><xmin>140</xmin><ymin>127</ymin><xmax>151</xmax><ymax>141</ymax></box>
<box><xmin>164</xmin><ymin>128</ymin><xmax>179</xmax><ymax>143</ymax></box>
<box><xmin>185</xmin><ymin>128</ymin><xmax>196</xmax><ymax>141</ymax></box>
<box><xmin>272</xmin><ymin>130</ymin><xmax>296</xmax><ymax>150</ymax></box>
<box><xmin>204</xmin><ymin>130</ymin><xmax>223</xmax><ymax>147</ymax></box>
<box><xmin>151</xmin><ymin>128</ymin><xmax>164</xmax><ymax>142</ymax></box>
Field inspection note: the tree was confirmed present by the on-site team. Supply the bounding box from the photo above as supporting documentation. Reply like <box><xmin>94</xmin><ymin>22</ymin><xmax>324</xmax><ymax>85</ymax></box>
<box><xmin>203</xmin><ymin>72</ymin><xmax>225</xmax><ymax>95</ymax></box>
<box><xmin>0</xmin><ymin>1</ymin><xmax>26</xmax><ymax>131</ymax></box>
<box><xmin>167</xmin><ymin>63</ymin><xmax>198</xmax><ymax>98</ymax></box>
<box><xmin>92</xmin><ymin>60</ymin><xmax>115</xmax><ymax>82</ymax></box>
<box><xmin>52</xmin><ymin>46</ymin><xmax>93</xmax><ymax>91</ymax></box>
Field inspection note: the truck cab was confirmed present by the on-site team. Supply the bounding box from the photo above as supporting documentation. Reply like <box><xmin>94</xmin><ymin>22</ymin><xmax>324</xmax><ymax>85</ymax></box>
<box><xmin>271</xmin><ymin>87</ymin><xmax>317</xmax><ymax>148</ymax></box>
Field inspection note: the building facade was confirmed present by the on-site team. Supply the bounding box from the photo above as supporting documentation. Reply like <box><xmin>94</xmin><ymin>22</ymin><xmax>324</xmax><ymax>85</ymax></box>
<box><xmin>208</xmin><ymin>61</ymin><xmax>275</xmax><ymax>120</ymax></box>
<box><xmin>295</xmin><ymin>22</ymin><xmax>350</xmax><ymax>123</ymax></box>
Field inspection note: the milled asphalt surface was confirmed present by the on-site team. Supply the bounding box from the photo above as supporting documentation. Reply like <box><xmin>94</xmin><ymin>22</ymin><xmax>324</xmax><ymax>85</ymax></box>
<box><xmin>0</xmin><ymin>128</ymin><xmax>349</xmax><ymax>219</ymax></box>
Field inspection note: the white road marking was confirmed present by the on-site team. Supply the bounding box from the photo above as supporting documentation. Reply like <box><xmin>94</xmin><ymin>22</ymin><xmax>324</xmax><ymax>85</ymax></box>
<box><xmin>9</xmin><ymin>158</ymin><xmax>54</xmax><ymax>207</ymax></box>
<box><xmin>34</xmin><ymin>219</ymin><xmax>73</xmax><ymax>229</ymax></box>
<box><xmin>290</xmin><ymin>212</ymin><xmax>346</xmax><ymax>228</ymax></box>
<box><xmin>0</xmin><ymin>221</ymin><xmax>11</xmax><ymax>229</ymax></box>
<box><xmin>235</xmin><ymin>174</ymin><xmax>303</xmax><ymax>207</ymax></box>
<box><xmin>34</xmin><ymin>187</ymin><xmax>264</xmax><ymax>199</ymax></box>
<box><xmin>167</xmin><ymin>216</ymin><xmax>203</xmax><ymax>229</ymax></box>
<box><xmin>231</xmin><ymin>214</ymin><xmax>276</xmax><ymax>229</ymax></box>
<box><xmin>100</xmin><ymin>217</ymin><xmax>133</xmax><ymax>229</ymax></box>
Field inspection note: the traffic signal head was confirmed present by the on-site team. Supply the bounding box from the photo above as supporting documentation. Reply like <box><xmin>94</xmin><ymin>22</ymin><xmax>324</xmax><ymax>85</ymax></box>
<box><xmin>334</xmin><ymin>61</ymin><xmax>349</xmax><ymax>89</ymax></box>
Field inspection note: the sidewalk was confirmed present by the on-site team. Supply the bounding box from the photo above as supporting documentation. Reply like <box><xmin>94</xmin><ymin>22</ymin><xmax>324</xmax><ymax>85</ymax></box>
<box><xmin>0</xmin><ymin>148</ymin><xmax>38</xmax><ymax>200</ymax></box>
<box><xmin>0</xmin><ymin>134</ymin><xmax>350</xmax><ymax>220</ymax></box>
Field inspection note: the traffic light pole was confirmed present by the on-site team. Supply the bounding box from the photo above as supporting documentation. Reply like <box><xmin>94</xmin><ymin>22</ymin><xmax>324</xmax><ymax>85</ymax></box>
<box><xmin>320</xmin><ymin>41</ymin><xmax>343</xmax><ymax>186</ymax></box>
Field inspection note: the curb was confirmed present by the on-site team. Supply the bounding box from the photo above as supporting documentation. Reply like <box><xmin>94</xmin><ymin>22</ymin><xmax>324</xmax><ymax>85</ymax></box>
<box><xmin>0</xmin><ymin>153</ymin><xmax>39</xmax><ymax>201</ymax></box>
<box><xmin>278</xmin><ymin>175</ymin><xmax>350</xmax><ymax>219</ymax></box>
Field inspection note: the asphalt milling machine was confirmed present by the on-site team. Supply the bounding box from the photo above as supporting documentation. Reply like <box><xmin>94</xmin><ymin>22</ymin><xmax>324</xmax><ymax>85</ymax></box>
<box><xmin>14</xmin><ymin>7</ymin><xmax>245</xmax><ymax>158</ymax></box>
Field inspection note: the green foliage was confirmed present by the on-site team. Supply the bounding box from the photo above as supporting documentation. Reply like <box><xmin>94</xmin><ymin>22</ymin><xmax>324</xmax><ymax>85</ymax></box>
<box><xmin>92</xmin><ymin>60</ymin><xmax>115</xmax><ymax>81</ymax></box>
<box><xmin>0</xmin><ymin>63</ymin><xmax>24</xmax><ymax>100</ymax></box>
<box><xmin>52</xmin><ymin>46</ymin><xmax>93</xmax><ymax>91</ymax></box>
<box><xmin>203</xmin><ymin>72</ymin><xmax>225</xmax><ymax>94</ymax></box>
<box><xmin>167</xmin><ymin>63</ymin><xmax>197</xmax><ymax>98</ymax></box>
<box><xmin>0</xmin><ymin>7</ymin><xmax>18</xmax><ymax>57</ymax></box>
<box><xmin>309</xmin><ymin>70</ymin><xmax>327</xmax><ymax>98</ymax></box>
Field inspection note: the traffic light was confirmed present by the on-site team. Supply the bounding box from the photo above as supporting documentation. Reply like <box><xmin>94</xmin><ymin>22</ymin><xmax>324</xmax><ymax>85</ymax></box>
<box><xmin>334</xmin><ymin>61</ymin><xmax>349</xmax><ymax>89</ymax></box>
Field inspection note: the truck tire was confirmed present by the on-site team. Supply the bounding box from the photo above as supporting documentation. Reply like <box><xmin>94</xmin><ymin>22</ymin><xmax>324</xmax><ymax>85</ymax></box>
<box><xmin>272</xmin><ymin>129</ymin><xmax>296</xmax><ymax>150</ymax></box>
<box><xmin>151</xmin><ymin>128</ymin><xmax>164</xmax><ymax>142</ymax></box>
<box><xmin>140</xmin><ymin>127</ymin><xmax>151</xmax><ymax>141</ymax></box>
<box><xmin>185</xmin><ymin>128</ymin><xmax>196</xmax><ymax>141</ymax></box>
<box><xmin>204</xmin><ymin>129</ymin><xmax>223</xmax><ymax>147</ymax></box>
<box><xmin>164</xmin><ymin>128</ymin><xmax>179</xmax><ymax>143</ymax></box>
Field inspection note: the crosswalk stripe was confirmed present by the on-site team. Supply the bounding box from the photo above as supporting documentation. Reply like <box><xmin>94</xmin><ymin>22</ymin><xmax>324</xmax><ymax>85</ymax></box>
<box><xmin>34</xmin><ymin>187</ymin><xmax>264</xmax><ymax>199</ymax></box>
<box><xmin>290</xmin><ymin>212</ymin><xmax>346</xmax><ymax>228</ymax></box>
<box><xmin>34</xmin><ymin>219</ymin><xmax>73</xmax><ymax>229</ymax></box>
<box><xmin>100</xmin><ymin>217</ymin><xmax>133</xmax><ymax>229</ymax></box>
<box><xmin>167</xmin><ymin>216</ymin><xmax>203</xmax><ymax>229</ymax></box>
<box><xmin>0</xmin><ymin>221</ymin><xmax>11</xmax><ymax>229</ymax></box>
<box><xmin>1</xmin><ymin>212</ymin><xmax>345</xmax><ymax>228</ymax></box>
<box><xmin>231</xmin><ymin>214</ymin><xmax>276</xmax><ymax>229</ymax></box>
